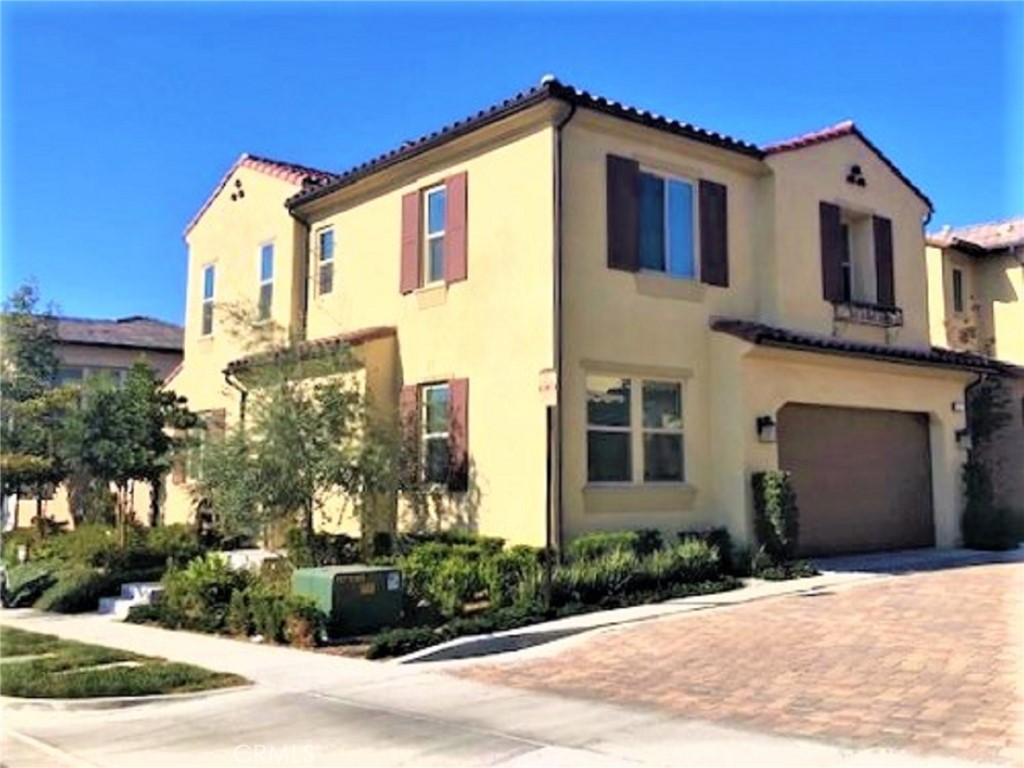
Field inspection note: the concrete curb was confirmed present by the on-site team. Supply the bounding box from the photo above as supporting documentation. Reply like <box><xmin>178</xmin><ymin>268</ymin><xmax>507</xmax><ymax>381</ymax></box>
<box><xmin>0</xmin><ymin>681</ymin><xmax>254</xmax><ymax>711</ymax></box>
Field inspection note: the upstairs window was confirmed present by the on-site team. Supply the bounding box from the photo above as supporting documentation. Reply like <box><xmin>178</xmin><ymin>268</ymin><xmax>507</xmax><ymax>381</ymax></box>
<box><xmin>952</xmin><ymin>267</ymin><xmax>965</xmax><ymax>314</ymax></box>
<box><xmin>820</xmin><ymin>203</ymin><xmax>895</xmax><ymax>308</ymax></box>
<box><xmin>424</xmin><ymin>186</ymin><xmax>447</xmax><ymax>285</ymax></box>
<box><xmin>638</xmin><ymin>171</ymin><xmax>697</xmax><ymax>279</ymax></box>
<box><xmin>318</xmin><ymin>229</ymin><xmax>335</xmax><ymax>296</ymax></box>
<box><xmin>258</xmin><ymin>244</ymin><xmax>274</xmax><ymax>321</ymax></box>
<box><xmin>201</xmin><ymin>264</ymin><xmax>215</xmax><ymax>336</ymax></box>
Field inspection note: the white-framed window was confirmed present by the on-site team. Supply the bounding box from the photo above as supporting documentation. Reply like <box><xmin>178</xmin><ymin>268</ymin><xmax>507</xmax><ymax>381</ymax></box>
<box><xmin>201</xmin><ymin>264</ymin><xmax>215</xmax><ymax>336</ymax></box>
<box><xmin>421</xmin><ymin>383</ymin><xmax>451</xmax><ymax>484</ymax></box>
<box><xmin>258</xmin><ymin>244</ymin><xmax>274</xmax><ymax>320</ymax></box>
<box><xmin>586</xmin><ymin>375</ymin><xmax>685</xmax><ymax>484</ymax></box>
<box><xmin>424</xmin><ymin>185</ymin><xmax>446</xmax><ymax>285</ymax></box>
<box><xmin>952</xmin><ymin>267</ymin><xmax>965</xmax><ymax>314</ymax></box>
<box><xmin>317</xmin><ymin>228</ymin><xmax>335</xmax><ymax>296</ymax></box>
<box><xmin>638</xmin><ymin>169</ymin><xmax>697</xmax><ymax>279</ymax></box>
<box><xmin>57</xmin><ymin>366</ymin><xmax>86</xmax><ymax>386</ymax></box>
<box><xmin>839</xmin><ymin>213</ymin><xmax>875</xmax><ymax>304</ymax></box>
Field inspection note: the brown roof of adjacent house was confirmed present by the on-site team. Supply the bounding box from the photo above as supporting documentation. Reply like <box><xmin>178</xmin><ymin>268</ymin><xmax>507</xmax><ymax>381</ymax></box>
<box><xmin>926</xmin><ymin>217</ymin><xmax>1024</xmax><ymax>253</ymax></box>
<box><xmin>57</xmin><ymin>316</ymin><xmax>184</xmax><ymax>352</ymax></box>
<box><xmin>184</xmin><ymin>152</ymin><xmax>335</xmax><ymax>236</ymax></box>
<box><xmin>224</xmin><ymin>326</ymin><xmax>396</xmax><ymax>376</ymax></box>
<box><xmin>711</xmin><ymin>318</ymin><xmax>1019</xmax><ymax>376</ymax></box>
<box><xmin>763</xmin><ymin>120</ymin><xmax>933</xmax><ymax>212</ymax></box>
<box><xmin>286</xmin><ymin>78</ymin><xmax>765</xmax><ymax>209</ymax></box>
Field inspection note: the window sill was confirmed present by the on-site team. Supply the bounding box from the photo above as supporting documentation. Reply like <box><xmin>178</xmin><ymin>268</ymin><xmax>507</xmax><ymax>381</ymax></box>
<box><xmin>832</xmin><ymin>301</ymin><xmax>903</xmax><ymax>328</ymax></box>
<box><xmin>634</xmin><ymin>272</ymin><xmax>706</xmax><ymax>303</ymax></box>
<box><xmin>415</xmin><ymin>282</ymin><xmax>447</xmax><ymax>309</ymax></box>
<box><xmin>583</xmin><ymin>482</ymin><xmax>697</xmax><ymax>515</ymax></box>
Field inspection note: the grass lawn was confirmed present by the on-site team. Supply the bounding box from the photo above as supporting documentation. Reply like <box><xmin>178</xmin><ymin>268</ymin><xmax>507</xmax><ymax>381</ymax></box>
<box><xmin>0</xmin><ymin>626</ymin><xmax>246</xmax><ymax>699</ymax></box>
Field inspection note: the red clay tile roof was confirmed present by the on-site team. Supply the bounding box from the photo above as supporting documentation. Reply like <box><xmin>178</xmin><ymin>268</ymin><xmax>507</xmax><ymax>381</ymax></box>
<box><xmin>287</xmin><ymin>78</ymin><xmax>765</xmax><ymax>209</ymax></box>
<box><xmin>184</xmin><ymin>153</ymin><xmax>335</xmax><ymax>237</ymax></box>
<box><xmin>764</xmin><ymin>121</ymin><xmax>933</xmax><ymax>212</ymax></box>
<box><xmin>926</xmin><ymin>217</ymin><xmax>1024</xmax><ymax>253</ymax></box>
<box><xmin>224</xmin><ymin>326</ymin><xmax>396</xmax><ymax>376</ymax></box>
<box><xmin>57</xmin><ymin>316</ymin><xmax>183</xmax><ymax>352</ymax></box>
<box><xmin>712</xmin><ymin>318</ymin><xmax>1019</xmax><ymax>376</ymax></box>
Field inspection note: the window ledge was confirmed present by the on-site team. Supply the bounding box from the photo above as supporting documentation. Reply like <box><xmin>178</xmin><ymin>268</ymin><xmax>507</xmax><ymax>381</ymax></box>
<box><xmin>832</xmin><ymin>302</ymin><xmax>903</xmax><ymax>328</ymax></box>
<box><xmin>583</xmin><ymin>482</ymin><xmax>697</xmax><ymax>515</ymax></box>
<box><xmin>634</xmin><ymin>272</ymin><xmax>706</xmax><ymax>302</ymax></box>
<box><xmin>415</xmin><ymin>282</ymin><xmax>447</xmax><ymax>309</ymax></box>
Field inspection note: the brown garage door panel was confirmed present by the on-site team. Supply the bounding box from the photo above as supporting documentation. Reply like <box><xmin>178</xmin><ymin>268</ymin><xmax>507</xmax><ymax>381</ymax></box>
<box><xmin>778</xmin><ymin>404</ymin><xmax>935</xmax><ymax>556</ymax></box>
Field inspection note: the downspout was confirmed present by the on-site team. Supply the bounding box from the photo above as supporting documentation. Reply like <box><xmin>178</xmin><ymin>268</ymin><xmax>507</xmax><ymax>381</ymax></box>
<box><xmin>551</xmin><ymin>96</ymin><xmax>577</xmax><ymax>560</ymax></box>
<box><xmin>223</xmin><ymin>369</ymin><xmax>248</xmax><ymax>425</ymax></box>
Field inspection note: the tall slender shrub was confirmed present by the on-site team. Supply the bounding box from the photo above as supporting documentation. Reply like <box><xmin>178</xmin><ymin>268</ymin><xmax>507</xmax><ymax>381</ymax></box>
<box><xmin>751</xmin><ymin>470</ymin><xmax>799</xmax><ymax>562</ymax></box>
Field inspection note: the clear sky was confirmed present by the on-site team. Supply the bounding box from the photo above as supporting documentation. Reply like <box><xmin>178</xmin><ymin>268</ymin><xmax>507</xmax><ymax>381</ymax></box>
<box><xmin>2</xmin><ymin>1</ymin><xmax>1021</xmax><ymax>324</ymax></box>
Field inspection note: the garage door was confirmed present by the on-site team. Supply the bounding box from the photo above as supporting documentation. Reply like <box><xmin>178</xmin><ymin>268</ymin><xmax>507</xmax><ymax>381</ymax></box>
<box><xmin>777</xmin><ymin>404</ymin><xmax>935</xmax><ymax>557</ymax></box>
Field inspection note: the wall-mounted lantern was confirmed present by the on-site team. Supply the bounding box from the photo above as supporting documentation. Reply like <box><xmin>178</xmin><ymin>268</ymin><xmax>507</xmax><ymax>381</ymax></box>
<box><xmin>756</xmin><ymin>415</ymin><xmax>777</xmax><ymax>443</ymax></box>
<box><xmin>955</xmin><ymin>428</ymin><xmax>972</xmax><ymax>452</ymax></box>
<box><xmin>951</xmin><ymin>401</ymin><xmax>966</xmax><ymax>413</ymax></box>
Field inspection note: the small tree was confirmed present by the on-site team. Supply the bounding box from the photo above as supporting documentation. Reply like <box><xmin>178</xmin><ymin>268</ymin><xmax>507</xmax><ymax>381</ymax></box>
<box><xmin>961</xmin><ymin>376</ymin><xmax>1015</xmax><ymax>550</ymax></box>
<box><xmin>76</xmin><ymin>363</ymin><xmax>197</xmax><ymax>545</ymax></box>
<box><xmin>194</xmin><ymin>306</ymin><xmax>419</xmax><ymax>557</ymax></box>
<box><xmin>0</xmin><ymin>283</ymin><xmax>73</xmax><ymax>529</ymax></box>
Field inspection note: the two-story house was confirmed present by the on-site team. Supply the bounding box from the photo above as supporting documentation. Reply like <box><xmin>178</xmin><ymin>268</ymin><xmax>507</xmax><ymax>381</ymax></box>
<box><xmin>165</xmin><ymin>79</ymin><xmax>1013</xmax><ymax>557</ymax></box>
<box><xmin>925</xmin><ymin>218</ymin><xmax>1024</xmax><ymax>529</ymax></box>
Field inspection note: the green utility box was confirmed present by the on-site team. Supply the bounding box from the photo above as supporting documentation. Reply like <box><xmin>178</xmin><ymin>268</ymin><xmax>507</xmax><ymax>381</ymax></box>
<box><xmin>292</xmin><ymin>565</ymin><xmax>403</xmax><ymax>636</ymax></box>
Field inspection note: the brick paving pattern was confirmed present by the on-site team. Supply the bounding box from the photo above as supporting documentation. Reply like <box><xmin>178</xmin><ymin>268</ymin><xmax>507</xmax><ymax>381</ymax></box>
<box><xmin>457</xmin><ymin>563</ymin><xmax>1024</xmax><ymax>765</ymax></box>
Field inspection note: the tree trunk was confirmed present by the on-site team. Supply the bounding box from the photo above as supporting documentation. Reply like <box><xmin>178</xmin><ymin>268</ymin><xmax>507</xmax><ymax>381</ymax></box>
<box><xmin>303</xmin><ymin>502</ymin><xmax>315</xmax><ymax>560</ymax></box>
<box><xmin>34</xmin><ymin>493</ymin><xmax>43</xmax><ymax>534</ymax></box>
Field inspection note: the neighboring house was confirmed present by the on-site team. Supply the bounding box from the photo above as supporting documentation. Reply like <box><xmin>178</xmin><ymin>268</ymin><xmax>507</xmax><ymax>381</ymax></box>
<box><xmin>9</xmin><ymin>315</ymin><xmax>184</xmax><ymax>529</ymax></box>
<box><xmin>926</xmin><ymin>219</ymin><xmax>1024</xmax><ymax>523</ymax></box>
<box><xmin>165</xmin><ymin>79</ymin><xmax>1016</xmax><ymax>557</ymax></box>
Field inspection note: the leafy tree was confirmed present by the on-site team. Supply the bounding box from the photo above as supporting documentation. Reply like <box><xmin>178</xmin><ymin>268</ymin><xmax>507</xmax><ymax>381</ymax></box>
<box><xmin>195</xmin><ymin>306</ymin><xmax>420</xmax><ymax>556</ymax></box>
<box><xmin>0</xmin><ymin>283</ymin><xmax>73</xmax><ymax>529</ymax></box>
<box><xmin>76</xmin><ymin>363</ymin><xmax>198</xmax><ymax>544</ymax></box>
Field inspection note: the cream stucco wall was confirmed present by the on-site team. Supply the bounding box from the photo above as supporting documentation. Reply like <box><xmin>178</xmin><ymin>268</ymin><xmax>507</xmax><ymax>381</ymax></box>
<box><xmin>766</xmin><ymin>136</ymin><xmax>932</xmax><ymax>347</ymax></box>
<box><xmin>161</xmin><ymin>165</ymin><xmax>309</xmax><ymax>526</ymax></box>
<box><xmin>299</xmin><ymin>107</ymin><xmax>558</xmax><ymax>545</ymax></box>
<box><xmin>558</xmin><ymin>112</ymin><xmax>966</xmax><ymax>550</ymax></box>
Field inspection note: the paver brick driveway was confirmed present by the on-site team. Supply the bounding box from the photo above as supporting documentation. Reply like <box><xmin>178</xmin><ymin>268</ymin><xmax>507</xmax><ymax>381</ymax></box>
<box><xmin>457</xmin><ymin>562</ymin><xmax>1024</xmax><ymax>765</ymax></box>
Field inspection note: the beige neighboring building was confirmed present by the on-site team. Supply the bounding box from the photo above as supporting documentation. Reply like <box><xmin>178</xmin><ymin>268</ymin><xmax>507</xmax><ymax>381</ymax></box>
<box><xmin>926</xmin><ymin>219</ymin><xmax>1024</xmax><ymax>521</ymax></box>
<box><xmin>165</xmin><ymin>80</ymin><xmax>1015</xmax><ymax>557</ymax></box>
<box><xmin>9</xmin><ymin>316</ymin><xmax>183</xmax><ymax>529</ymax></box>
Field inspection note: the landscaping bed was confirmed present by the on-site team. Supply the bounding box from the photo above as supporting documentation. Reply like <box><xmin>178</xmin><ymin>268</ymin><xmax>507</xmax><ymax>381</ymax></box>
<box><xmin>0</xmin><ymin>626</ymin><xmax>245</xmax><ymax>699</ymax></box>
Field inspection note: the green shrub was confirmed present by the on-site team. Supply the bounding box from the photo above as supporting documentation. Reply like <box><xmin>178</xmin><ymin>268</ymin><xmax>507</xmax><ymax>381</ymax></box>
<box><xmin>125</xmin><ymin>603</ymin><xmax>164</xmax><ymax>625</ymax></box>
<box><xmin>283</xmin><ymin>597</ymin><xmax>324</xmax><ymax>648</ymax></box>
<box><xmin>144</xmin><ymin>524</ymin><xmax>204</xmax><ymax>565</ymax></box>
<box><xmin>752</xmin><ymin>471</ymin><xmax>800</xmax><ymax>563</ymax></box>
<box><xmin>160</xmin><ymin>554</ymin><xmax>254</xmax><ymax>633</ymax></box>
<box><xmin>632</xmin><ymin>529</ymin><xmax>664</xmax><ymax>557</ymax></box>
<box><xmin>679</xmin><ymin>527</ymin><xmax>734</xmax><ymax>574</ymax></box>
<box><xmin>365</xmin><ymin>626</ymin><xmax>442</xmax><ymax>660</ymax></box>
<box><xmin>482</xmin><ymin>545</ymin><xmax>543</xmax><ymax>609</ymax></box>
<box><xmin>1</xmin><ymin>529</ymin><xmax>37</xmax><ymax>567</ymax></box>
<box><xmin>226</xmin><ymin>590</ymin><xmax>251</xmax><ymax>636</ymax></box>
<box><xmin>673</xmin><ymin>538</ymin><xmax>721</xmax><ymax>582</ymax></box>
<box><xmin>754</xmin><ymin>560</ymin><xmax>819</xmax><ymax>581</ymax></box>
<box><xmin>393</xmin><ymin>531</ymin><xmax>505</xmax><ymax>557</ymax></box>
<box><xmin>4</xmin><ymin>562</ymin><xmax>57</xmax><ymax>607</ymax></box>
<box><xmin>431</xmin><ymin>555</ymin><xmax>483</xmax><ymax>617</ymax></box>
<box><xmin>553</xmin><ymin>549</ymin><xmax>640</xmax><ymax>605</ymax></box>
<box><xmin>961</xmin><ymin>459</ymin><xmax>1018</xmax><ymax>551</ymax></box>
<box><xmin>565</xmin><ymin>531</ymin><xmax>640</xmax><ymax>563</ymax></box>
<box><xmin>399</xmin><ymin>540</ymin><xmax>492</xmax><ymax>615</ymax></box>
<box><xmin>285</xmin><ymin>528</ymin><xmax>360</xmax><ymax>568</ymax></box>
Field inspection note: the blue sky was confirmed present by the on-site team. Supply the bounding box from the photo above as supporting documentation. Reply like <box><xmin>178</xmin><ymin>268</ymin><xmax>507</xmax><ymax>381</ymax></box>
<box><xmin>2</xmin><ymin>2</ymin><xmax>1021</xmax><ymax>324</ymax></box>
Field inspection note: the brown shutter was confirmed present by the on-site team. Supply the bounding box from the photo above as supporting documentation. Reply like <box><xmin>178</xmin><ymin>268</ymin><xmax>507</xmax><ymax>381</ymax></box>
<box><xmin>448</xmin><ymin>378</ymin><xmax>469</xmax><ymax>492</ymax></box>
<box><xmin>444</xmin><ymin>172</ymin><xmax>468</xmax><ymax>284</ymax></box>
<box><xmin>400</xmin><ymin>191</ymin><xmax>421</xmax><ymax>294</ymax></box>
<box><xmin>606</xmin><ymin>154</ymin><xmax>639</xmax><ymax>272</ymax></box>
<box><xmin>819</xmin><ymin>201</ymin><xmax>844</xmax><ymax>302</ymax></box>
<box><xmin>873</xmin><ymin>215</ymin><xmax>895</xmax><ymax>308</ymax></box>
<box><xmin>399</xmin><ymin>385</ymin><xmax>420</xmax><ymax>488</ymax></box>
<box><xmin>699</xmin><ymin>179</ymin><xmax>729</xmax><ymax>287</ymax></box>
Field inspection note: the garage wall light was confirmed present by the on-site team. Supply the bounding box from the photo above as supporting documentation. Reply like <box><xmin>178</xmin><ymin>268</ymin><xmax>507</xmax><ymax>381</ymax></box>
<box><xmin>756</xmin><ymin>415</ymin><xmax>777</xmax><ymax>443</ymax></box>
<box><xmin>951</xmin><ymin>401</ymin><xmax>965</xmax><ymax>413</ymax></box>
<box><xmin>955</xmin><ymin>428</ymin><xmax>972</xmax><ymax>451</ymax></box>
